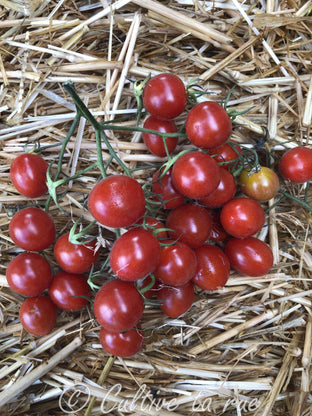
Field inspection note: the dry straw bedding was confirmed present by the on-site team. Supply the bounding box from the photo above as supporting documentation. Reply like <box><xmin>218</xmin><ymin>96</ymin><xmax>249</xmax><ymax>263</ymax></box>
<box><xmin>0</xmin><ymin>0</ymin><xmax>312</xmax><ymax>415</ymax></box>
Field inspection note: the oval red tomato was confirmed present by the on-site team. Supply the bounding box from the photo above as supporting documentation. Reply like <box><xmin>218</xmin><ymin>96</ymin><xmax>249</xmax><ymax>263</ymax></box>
<box><xmin>279</xmin><ymin>146</ymin><xmax>312</xmax><ymax>183</ymax></box>
<box><xmin>99</xmin><ymin>326</ymin><xmax>144</xmax><ymax>357</ymax></box>
<box><xmin>200</xmin><ymin>167</ymin><xmax>237</xmax><ymax>208</ymax></box>
<box><xmin>208</xmin><ymin>141</ymin><xmax>242</xmax><ymax>171</ymax></box>
<box><xmin>157</xmin><ymin>281</ymin><xmax>194</xmax><ymax>318</ymax></box>
<box><xmin>239</xmin><ymin>166</ymin><xmax>279</xmax><ymax>201</ymax></box>
<box><xmin>152</xmin><ymin>167</ymin><xmax>185</xmax><ymax>210</ymax></box>
<box><xmin>142</xmin><ymin>116</ymin><xmax>178</xmax><ymax>157</ymax></box>
<box><xmin>19</xmin><ymin>295</ymin><xmax>57</xmax><ymax>336</ymax></box>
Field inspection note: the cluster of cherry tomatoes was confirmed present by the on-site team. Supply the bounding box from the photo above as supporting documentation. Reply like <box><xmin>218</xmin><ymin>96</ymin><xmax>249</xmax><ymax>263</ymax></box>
<box><xmin>6</xmin><ymin>73</ymin><xmax>312</xmax><ymax>357</ymax></box>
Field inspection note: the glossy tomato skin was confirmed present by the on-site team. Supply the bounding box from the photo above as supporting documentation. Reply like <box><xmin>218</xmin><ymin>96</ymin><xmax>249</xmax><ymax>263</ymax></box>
<box><xmin>10</xmin><ymin>153</ymin><xmax>48</xmax><ymax>198</ymax></box>
<box><xmin>142</xmin><ymin>116</ymin><xmax>178</xmax><ymax>157</ymax></box>
<box><xmin>279</xmin><ymin>146</ymin><xmax>312</xmax><ymax>183</ymax></box>
<box><xmin>225</xmin><ymin>236</ymin><xmax>273</xmax><ymax>276</ymax></box>
<box><xmin>143</xmin><ymin>73</ymin><xmax>187</xmax><ymax>120</ymax></box>
<box><xmin>208</xmin><ymin>141</ymin><xmax>242</xmax><ymax>171</ymax></box>
<box><xmin>110</xmin><ymin>228</ymin><xmax>161</xmax><ymax>281</ymax></box>
<box><xmin>54</xmin><ymin>233</ymin><xmax>98</xmax><ymax>274</ymax></box>
<box><xmin>157</xmin><ymin>281</ymin><xmax>194</xmax><ymax>318</ymax></box>
<box><xmin>49</xmin><ymin>271</ymin><xmax>91</xmax><ymax>311</ymax></box>
<box><xmin>172</xmin><ymin>151</ymin><xmax>221</xmax><ymax>199</ymax></box>
<box><xmin>200</xmin><ymin>167</ymin><xmax>237</xmax><ymax>208</ymax></box>
<box><xmin>88</xmin><ymin>175</ymin><xmax>146</xmax><ymax>228</ymax></box>
<box><xmin>100</xmin><ymin>326</ymin><xmax>144</xmax><ymax>357</ymax></box>
<box><xmin>154</xmin><ymin>240</ymin><xmax>197</xmax><ymax>286</ymax></box>
<box><xmin>192</xmin><ymin>244</ymin><xmax>230</xmax><ymax>290</ymax></box>
<box><xmin>166</xmin><ymin>203</ymin><xmax>212</xmax><ymax>249</ymax></box>
<box><xmin>19</xmin><ymin>295</ymin><xmax>57</xmax><ymax>336</ymax></box>
<box><xmin>239</xmin><ymin>166</ymin><xmax>279</xmax><ymax>201</ymax></box>
<box><xmin>93</xmin><ymin>280</ymin><xmax>144</xmax><ymax>332</ymax></box>
<box><xmin>9</xmin><ymin>207</ymin><xmax>55</xmax><ymax>251</ymax></box>
<box><xmin>185</xmin><ymin>101</ymin><xmax>232</xmax><ymax>149</ymax></box>
<box><xmin>6</xmin><ymin>252</ymin><xmax>52</xmax><ymax>297</ymax></box>
<box><xmin>152</xmin><ymin>167</ymin><xmax>185</xmax><ymax>209</ymax></box>
<box><xmin>220</xmin><ymin>197</ymin><xmax>265</xmax><ymax>238</ymax></box>
<box><xmin>208</xmin><ymin>210</ymin><xmax>229</xmax><ymax>242</ymax></box>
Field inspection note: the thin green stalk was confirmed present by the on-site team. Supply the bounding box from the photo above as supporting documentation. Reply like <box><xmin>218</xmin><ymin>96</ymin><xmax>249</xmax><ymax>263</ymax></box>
<box><xmin>279</xmin><ymin>189</ymin><xmax>312</xmax><ymax>212</ymax></box>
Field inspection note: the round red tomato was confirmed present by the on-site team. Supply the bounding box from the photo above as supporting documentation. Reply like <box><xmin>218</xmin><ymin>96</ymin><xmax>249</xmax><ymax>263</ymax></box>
<box><xmin>172</xmin><ymin>151</ymin><xmax>221</xmax><ymax>199</ymax></box>
<box><xmin>143</xmin><ymin>73</ymin><xmax>187</xmax><ymax>120</ymax></box>
<box><xmin>100</xmin><ymin>326</ymin><xmax>144</xmax><ymax>357</ymax></box>
<box><xmin>239</xmin><ymin>166</ymin><xmax>279</xmax><ymax>201</ymax></box>
<box><xmin>152</xmin><ymin>167</ymin><xmax>185</xmax><ymax>209</ymax></box>
<box><xmin>166</xmin><ymin>203</ymin><xmax>212</xmax><ymax>249</ymax></box>
<box><xmin>200</xmin><ymin>167</ymin><xmax>237</xmax><ymax>208</ymax></box>
<box><xmin>10</xmin><ymin>153</ymin><xmax>48</xmax><ymax>198</ymax></box>
<box><xmin>9</xmin><ymin>207</ymin><xmax>55</xmax><ymax>251</ymax></box>
<box><xmin>6</xmin><ymin>252</ymin><xmax>52</xmax><ymax>297</ymax></box>
<box><xmin>54</xmin><ymin>232</ymin><xmax>98</xmax><ymax>274</ymax></box>
<box><xmin>192</xmin><ymin>244</ymin><xmax>230</xmax><ymax>290</ymax></box>
<box><xmin>208</xmin><ymin>210</ymin><xmax>229</xmax><ymax>242</ymax></box>
<box><xmin>154</xmin><ymin>240</ymin><xmax>197</xmax><ymax>286</ymax></box>
<box><xmin>279</xmin><ymin>146</ymin><xmax>312</xmax><ymax>183</ymax></box>
<box><xmin>185</xmin><ymin>101</ymin><xmax>232</xmax><ymax>149</ymax></box>
<box><xmin>220</xmin><ymin>197</ymin><xmax>265</xmax><ymax>238</ymax></box>
<box><xmin>93</xmin><ymin>280</ymin><xmax>144</xmax><ymax>332</ymax></box>
<box><xmin>142</xmin><ymin>116</ymin><xmax>178</xmax><ymax>157</ymax></box>
<box><xmin>208</xmin><ymin>141</ymin><xmax>242</xmax><ymax>171</ymax></box>
<box><xmin>19</xmin><ymin>295</ymin><xmax>57</xmax><ymax>336</ymax></box>
<box><xmin>88</xmin><ymin>175</ymin><xmax>146</xmax><ymax>228</ymax></box>
<box><xmin>157</xmin><ymin>281</ymin><xmax>194</xmax><ymax>318</ymax></box>
<box><xmin>49</xmin><ymin>271</ymin><xmax>91</xmax><ymax>311</ymax></box>
<box><xmin>110</xmin><ymin>228</ymin><xmax>160</xmax><ymax>281</ymax></box>
<box><xmin>225</xmin><ymin>236</ymin><xmax>273</xmax><ymax>276</ymax></box>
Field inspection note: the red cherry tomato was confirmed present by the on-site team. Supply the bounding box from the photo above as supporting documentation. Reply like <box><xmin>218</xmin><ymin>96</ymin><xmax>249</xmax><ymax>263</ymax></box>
<box><xmin>220</xmin><ymin>197</ymin><xmax>265</xmax><ymax>238</ymax></box>
<box><xmin>279</xmin><ymin>146</ymin><xmax>312</xmax><ymax>183</ymax></box>
<box><xmin>166</xmin><ymin>203</ymin><xmax>212</xmax><ymax>249</ymax></box>
<box><xmin>239</xmin><ymin>166</ymin><xmax>279</xmax><ymax>201</ymax></box>
<box><xmin>152</xmin><ymin>167</ymin><xmax>185</xmax><ymax>209</ymax></box>
<box><xmin>6</xmin><ymin>252</ymin><xmax>52</xmax><ymax>297</ymax></box>
<box><xmin>192</xmin><ymin>244</ymin><xmax>230</xmax><ymax>290</ymax></box>
<box><xmin>10</xmin><ymin>153</ymin><xmax>48</xmax><ymax>198</ymax></box>
<box><xmin>110</xmin><ymin>228</ymin><xmax>161</xmax><ymax>281</ymax></box>
<box><xmin>130</xmin><ymin>216</ymin><xmax>168</xmax><ymax>240</ymax></box>
<box><xmin>200</xmin><ymin>167</ymin><xmax>237</xmax><ymax>208</ymax></box>
<box><xmin>208</xmin><ymin>141</ymin><xmax>242</xmax><ymax>171</ymax></box>
<box><xmin>19</xmin><ymin>295</ymin><xmax>57</xmax><ymax>336</ymax></box>
<box><xmin>88</xmin><ymin>175</ymin><xmax>146</xmax><ymax>228</ymax></box>
<box><xmin>172</xmin><ymin>151</ymin><xmax>221</xmax><ymax>199</ymax></box>
<box><xmin>49</xmin><ymin>271</ymin><xmax>91</xmax><ymax>311</ymax></box>
<box><xmin>225</xmin><ymin>236</ymin><xmax>273</xmax><ymax>276</ymax></box>
<box><xmin>157</xmin><ymin>281</ymin><xmax>194</xmax><ymax>318</ymax></box>
<box><xmin>208</xmin><ymin>210</ymin><xmax>229</xmax><ymax>242</ymax></box>
<box><xmin>54</xmin><ymin>232</ymin><xmax>98</xmax><ymax>274</ymax></box>
<box><xmin>154</xmin><ymin>240</ymin><xmax>197</xmax><ymax>286</ymax></box>
<box><xmin>100</xmin><ymin>326</ymin><xmax>144</xmax><ymax>357</ymax></box>
<box><xmin>143</xmin><ymin>73</ymin><xmax>187</xmax><ymax>120</ymax></box>
<box><xmin>9</xmin><ymin>207</ymin><xmax>55</xmax><ymax>251</ymax></box>
<box><xmin>142</xmin><ymin>116</ymin><xmax>178</xmax><ymax>157</ymax></box>
<box><xmin>185</xmin><ymin>101</ymin><xmax>232</xmax><ymax>149</ymax></box>
<box><xmin>93</xmin><ymin>280</ymin><xmax>144</xmax><ymax>332</ymax></box>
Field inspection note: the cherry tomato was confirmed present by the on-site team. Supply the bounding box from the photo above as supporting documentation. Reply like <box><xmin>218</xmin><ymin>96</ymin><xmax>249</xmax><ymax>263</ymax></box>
<box><xmin>192</xmin><ymin>244</ymin><xmax>230</xmax><ymax>290</ymax></box>
<box><xmin>19</xmin><ymin>295</ymin><xmax>57</xmax><ymax>336</ymax></box>
<box><xmin>157</xmin><ymin>281</ymin><xmax>194</xmax><ymax>318</ymax></box>
<box><xmin>130</xmin><ymin>216</ymin><xmax>168</xmax><ymax>240</ymax></box>
<box><xmin>239</xmin><ymin>166</ymin><xmax>279</xmax><ymax>201</ymax></box>
<box><xmin>100</xmin><ymin>326</ymin><xmax>144</xmax><ymax>357</ymax></box>
<box><xmin>54</xmin><ymin>232</ymin><xmax>98</xmax><ymax>274</ymax></box>
<box><xmin>220</xmin><ymin>197</ymin><xmax>265</xmax><ymax>238</ymax></box>
<box><xmin>93</xmin><ymin>280</ymin><xmax>144</xmax><ymax>332</ymax></box>
<box><xmin>143</xmin><ymin>73</ymin><xmax>187</xmax><ymax>120</ymax></box>
<box><xmin>9</xmin><ymin>207</ymin><xmax>55</xmax><ymax>251</ymax></box>
<box><xmin>49</xmin><ymin>271</ymin><xmax>91</xmax><ymax>311</ymax></box>
<box><xmin>142</xmin><ymin>116</ymin><xmax>178</xmax><ymax>157</ymax></box>
<box><xmin>152</xmin><ymin>167</ymin><xmax>184</xmax><ymax>209</ymax></box>
<box><xmin>225</xmin><ymin>236</ymin><xmax>273</xmax><ymax>276</ymax></box>
<box><xmin>6</xmin><ymin>252</ymin><xmax>52</xmax><ymax>297</ymax></box>
<box><xmin>10</xmin><ymin>153</ymin><xmax>48</xmax><ymax>198</ymax></box>
<box><xmin>110</xmin><ymin>228</ymin><xmax>160</xmax><ymax>281</ymax></box>
<box><xmin>185</xmin><ymin>101</ymin><xmax>232</xmax><ymax>149</ymax></box>
<box><xmin>88</xmin><ymin>175</ymin><xmax>146</xmax><ymax>228</ymax></box>
<box><xmin>172</xmin><ymin>151</ymin><xmax>221</xmax><ymax>199</ymax></box>
<box><xmin>279</xmin><ymin>146</ymin><xmax>312</xmax><ymax>183</ymax></box>
<box><xmin>200</xmin><ymin>167</ymin><xmax>237</xmax><ymax>208</ymax></box>
<box><xmin>208</xmin><ymin>141</ymin><xmax>242</xmax><ymax>171</ymax></box>
<box><xmin>154</xmin><ymin>240</ymin><xmax>197</xmax><ymax>286</ymax></box>
<box><xmin>208</xmin><ymin>210</ymin><xmax>229</xmax><ymax>242</ymax></box>
<box><xmin>166</xmin><ymin>203</ymin><xmax>212</xmax><ymax>249</ymax></box>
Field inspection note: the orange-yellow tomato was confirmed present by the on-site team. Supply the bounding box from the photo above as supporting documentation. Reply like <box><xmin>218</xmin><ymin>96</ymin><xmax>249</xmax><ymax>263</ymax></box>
<box><xmin>239</xmin><ymin>166</ymin><xmax>279</xmax><ymax>202</ymax></box>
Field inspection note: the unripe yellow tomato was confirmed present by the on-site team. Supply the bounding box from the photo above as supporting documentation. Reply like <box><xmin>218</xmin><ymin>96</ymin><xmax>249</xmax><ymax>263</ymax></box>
<box><xmin>239</xmin><ymin>166</ymin><xmax>279</xmax><ymax>201</ymax></box>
